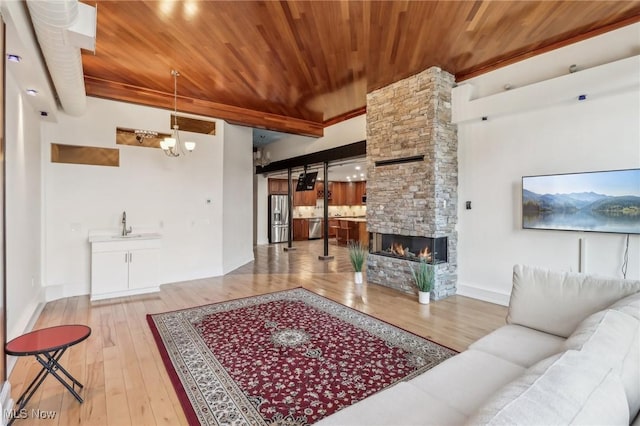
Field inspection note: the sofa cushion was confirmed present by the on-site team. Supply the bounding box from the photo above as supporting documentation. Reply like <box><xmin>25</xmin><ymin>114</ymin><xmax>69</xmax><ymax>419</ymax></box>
<box><xmin>564</xmin><ymin>309</ymin><xmax>640</xmax><ymax>420</ymax></box>
<box><xmin>467</xmin><ymin>350</ymin><xmax>629</xmax><ymax>425</ymax></box>
<box><xmin>507</xmin><ymin>265</ymin><xmax>640</xmax><ymax>338</ymax></box>
<box><xmin>315</xmin><ymin>381</ymin><xmax>467</xmax><ymax>426</ymax></box>
<box><xmin>609</xmin><ymin>291</ymin><xmax>640</xmax><ymax>320</ymax></box>
<box><xmin>469</xmin><ymin>325</ymin><xmax>565</xmax><ymax>368</ymax></box>
<box><xmin>409</xmin><ymin>349</ymin><xmax>526</xmax><ymax>416</ymax></box>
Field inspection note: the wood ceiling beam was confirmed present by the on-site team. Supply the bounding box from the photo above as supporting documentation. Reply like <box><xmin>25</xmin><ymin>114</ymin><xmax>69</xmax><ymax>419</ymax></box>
<box><xmin>456</xmin><ymin>15</ymin><xmax>640</xmax><ymax>82</ymax></box>
<box><xmin>84</xmin><ymin>76</ymin><xmax>324</xmax><ymax>137</ymax></box>
<box><xmin>323</xmin><ymin>106</ymin><xmax>366</xmax><ymax>127</ymax></box>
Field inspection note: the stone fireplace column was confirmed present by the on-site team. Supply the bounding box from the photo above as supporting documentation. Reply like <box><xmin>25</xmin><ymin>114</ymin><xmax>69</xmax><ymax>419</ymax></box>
<box><xmin>366</xmin><ymin>66</ymin><xmax>458</xmax><ymax>300</ymax></box>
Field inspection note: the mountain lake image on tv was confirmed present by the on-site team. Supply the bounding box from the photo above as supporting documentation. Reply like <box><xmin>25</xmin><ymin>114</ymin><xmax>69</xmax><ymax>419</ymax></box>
<box><xmin>522</xmin><ymin>169</ymin><xmax>640</xmax><ymax>234</ymax></box>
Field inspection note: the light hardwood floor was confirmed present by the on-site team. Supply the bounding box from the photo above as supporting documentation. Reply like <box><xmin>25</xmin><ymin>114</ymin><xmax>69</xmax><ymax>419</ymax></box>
<box><xmin>7</xmin><ymin>240</ymin><xmax>507</xmax><ymax>426</ymax></box>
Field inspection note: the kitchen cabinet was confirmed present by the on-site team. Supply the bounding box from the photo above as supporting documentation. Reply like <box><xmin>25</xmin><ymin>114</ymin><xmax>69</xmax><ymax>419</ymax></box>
<box><xmin>344</xmin><ymin>182</ymin><xmax>358</xmax><ymax>205</ymax></box>
<box><xmin>90</xmin><ymin>236</ymin><xmax>161</xmax><ymax>301</ymax></box>
<box><xmin>356</xmin><ymin>181</ymin><xmax>367</xmax><ymax>205</ymax></box>
<box><xmin>293</xmin><ymin>188</ymin><xmax>316</xmax><ymax>206</ymax></box>
<box><xmin>335</xmin><ymin>219</ymin><xmax>368</xmax><ymax>246</ymax></box>
<box><xmin>293</xmin><ymin>219</ymin><xmax>309</xmax><ymax>241</ymax></box>
<box><xmin>268</xmin><ymin>178</ymin><xmax>290</xmax><ymax>195</ymax></box>
<box><xmin>329</xmin><ymin>182</ymin><xmax>346</xmax><ymax>205</ymax></box>
<box><xmin>316</xmin><ymin>181</ymin><xmax>333</xmax><ymax>202</ymax></box>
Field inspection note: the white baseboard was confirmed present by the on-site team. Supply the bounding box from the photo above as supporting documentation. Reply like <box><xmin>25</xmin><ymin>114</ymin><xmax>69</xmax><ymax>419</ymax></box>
<box><xmin>0</xmin><ymin>381</ymin><xmax>13</xmax><ymax>426</ymax></box>
<box><xmin>457</xmin><ymin>283</ymin><xmax>510</xmax><ymax>306</ymax></box>
<box><xmin>44</xmin><ymin>282</ymin><xmax>88</xmax><ymax>302</ymax></box>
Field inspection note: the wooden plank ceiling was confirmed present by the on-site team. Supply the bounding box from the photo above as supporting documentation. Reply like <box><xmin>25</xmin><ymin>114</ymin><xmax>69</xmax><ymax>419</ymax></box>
<box><xmin>81</xmin><ymin>1</ymin><xmax>640</xmax><ymax>136</ymax></box>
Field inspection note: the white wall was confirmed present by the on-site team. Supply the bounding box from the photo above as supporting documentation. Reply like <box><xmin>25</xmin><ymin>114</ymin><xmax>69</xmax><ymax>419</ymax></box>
<box><xmin>456</xmin><ymin>59</ymin><xmax>640</xmax><ymax>305</ymax></box>
<box><xmin>4</xmin><ymin>71</ymin><xmax>44</xmax><ymax>340</ymax></box>
<box><xmin>222</xmin><ymin>123</ymin><xmax>254</xmax><ymax>272</ymax></box>
<box><xmin>254</xmin><ymin>175</ymin><xmax>268</xmax><ymax>245</ymax></box>
<box><xmin>267</xmin><ymin>114</ymin><xmax>366</xmax><ymax>162</ymax></box>
<box><xmin>42</xmin><ymin>97</ymin><xmax>232</xmax><ymax>299</ymax></box>
<box><xmin>254</xmin><ymin>115</ymin><xmax>367</xmax><ymax>245</ymax></box>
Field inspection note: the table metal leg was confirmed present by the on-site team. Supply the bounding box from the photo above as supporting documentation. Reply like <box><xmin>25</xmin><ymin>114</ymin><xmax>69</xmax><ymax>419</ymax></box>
<box><xmin>35</xmin><ymin>351</ymin><xmax>85</xmax><ymax>402</ymax></box>
<box><xmin>8</xmin><ymin>348</ymin><xmax>85</xmax><ymax>425</ymax></box>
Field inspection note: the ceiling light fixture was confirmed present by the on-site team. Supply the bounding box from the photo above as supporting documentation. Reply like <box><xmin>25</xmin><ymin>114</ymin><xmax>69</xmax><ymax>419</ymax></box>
<box><xmin>254</xmin><ymin>148</ymin><xmax>271</xmax><ymax>167</ymax></box>
<box><xmin>160</xmin><ymin>70</ymin><xmax>195</xmax><ymax>157</ymax></box>
<box><xmin>26</xmin><ymin>89</ymin><xmax>38</xmax><ymax>96</ymax></box>
<box><xmin>7</xmin><ymin>54</ymin><xmax>21</xmax><ymax>62</ymax></box>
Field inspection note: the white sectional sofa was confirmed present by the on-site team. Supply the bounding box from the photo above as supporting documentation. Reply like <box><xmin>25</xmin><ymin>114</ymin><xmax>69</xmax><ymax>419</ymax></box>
<box><xmin>317</xmin><ymin>264</ymin><xmax>640</xmax><ymax>425</ymax></box>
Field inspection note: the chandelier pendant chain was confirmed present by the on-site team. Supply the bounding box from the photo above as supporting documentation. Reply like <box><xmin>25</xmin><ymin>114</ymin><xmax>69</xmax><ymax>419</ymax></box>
<box><xmin>172</xmin><ymin>70</ymin><xmax>179</xmax><ymax>131</ymax></box>
<box><xmin>160</xmin><ymin>69</ymin><xmax>195</xmax><ymax>157</ymax></box>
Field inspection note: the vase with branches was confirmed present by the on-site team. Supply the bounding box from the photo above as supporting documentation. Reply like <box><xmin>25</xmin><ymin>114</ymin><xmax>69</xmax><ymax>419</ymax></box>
<box><xmin>348</xmin><ymin>242</ymin><xmax>367</xmax><ymax>284</ymax></box>
<box><xmin>409</xmin><ymin>260</ymin><xmax>434</xmax><ymax>304</ymax></box>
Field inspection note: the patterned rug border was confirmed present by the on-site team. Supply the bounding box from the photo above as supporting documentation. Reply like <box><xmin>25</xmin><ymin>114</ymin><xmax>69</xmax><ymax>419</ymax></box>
<box><xmin>147</xmin><ymin>313</ymin><xmax>200</xmax><ymax>425</ymax></box>
<box><xmin>147</xmin><ymin>287</ymin><xmax>458</xmax><ymax>425</ymax></box>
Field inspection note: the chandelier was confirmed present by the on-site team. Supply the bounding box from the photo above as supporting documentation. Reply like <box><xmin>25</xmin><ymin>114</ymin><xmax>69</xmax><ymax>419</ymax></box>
<box><xmin>134</xmin><ymin>129</ymin><xmax>158</xmax><ymax>143</ymax></box>
<box><xmin>254</xmin><ymin>148</ymin><xmax>271</xmax><ymax>167</ymax></box>
<box><xmin>160</xmin><ymin>70</ymin><xmax>196</xmax><ymax>157</ymax></box>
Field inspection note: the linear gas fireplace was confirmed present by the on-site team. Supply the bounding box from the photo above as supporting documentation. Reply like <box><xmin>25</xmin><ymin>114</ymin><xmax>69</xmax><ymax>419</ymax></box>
<box><xmin>370</xmin><ymin>233</ymin><xmax>447</xmax><ymax>264</ymax></box>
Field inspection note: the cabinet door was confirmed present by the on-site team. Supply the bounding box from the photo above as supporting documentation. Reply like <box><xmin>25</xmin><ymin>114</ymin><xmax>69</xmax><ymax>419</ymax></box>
<box><xmin>356</xmin><ymin>181</ymin><xmax>366</xmax><ymax>205</ymax></box>
<box><xmin>279</xmin><ymin>179</ymin><xmax>291</xmax><ymax>194</ymax></box>
<box><xmin>345</xmin><ymin>182</ymin><xmax>357</xmax><ymax>205</ymax></box>
<box><xmin>293</xmin><ymin>219</ymin><xmax>309</xmax><ymax>240</ymax></box>
<box><xmin>328</xmin><ymin>182</ymin><xmax>337</xmax><ymax>205</ymax></box>
<box><xmin>269</xmin><ymin>179</ymin><xmax>289</xmax><ymax>195</ymax></box>
<box><xmin>305</xmin><ymin>189</ymin><xmax>317</xmax><ymax>206</ymax></box>
<box><xmin>292</xmin><ymin>219</ymin><xmax>303</xmax><ymax>240</ymax></box>
<box><xmin>331</xmin><ymin>182</ymin><xmax>346</xmax><ymax>205</ymax></box>
<box><xmin>268</xmin><ymin>179</ymin><xmax>279</xmax><ymax>194</ymax></box>
<box><xmin>128</xmin><ymin>248</ymin><xmax>160</xmax><ymax>289</ymax></box>
<box><xmin>316</xmin><ymin>181</ymin><xmax>324</xmax><ymax>199</ymax></box>
<box><xmin>92</xmin><ymin>251</ymin><xmax>129</xmax><ymax>296</ymax></box>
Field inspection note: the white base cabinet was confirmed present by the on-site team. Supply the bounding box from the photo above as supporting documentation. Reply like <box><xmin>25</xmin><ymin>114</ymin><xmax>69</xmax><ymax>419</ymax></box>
<box><xmin>90</xmin><ymin>237</ymin><xmax>161</xmax><ymax>301</ymax></box>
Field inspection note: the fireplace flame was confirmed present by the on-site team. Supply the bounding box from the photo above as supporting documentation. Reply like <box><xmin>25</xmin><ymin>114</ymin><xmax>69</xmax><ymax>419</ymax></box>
<box><xmin>390</xmin><ymin>242</ymin><xmax>405</xmax><ymax>256</ymax></box>
<box><xmin>419</xmin><ymin>247</ymin><xmax>432</xmax><ymax>263</ymax></box>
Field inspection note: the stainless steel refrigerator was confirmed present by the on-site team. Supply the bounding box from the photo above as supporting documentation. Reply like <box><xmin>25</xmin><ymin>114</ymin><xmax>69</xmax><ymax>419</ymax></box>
<box><xmin>269</xmin><ymin>195</ymin><xmax>290</xmax><ymax>243</ymax></box>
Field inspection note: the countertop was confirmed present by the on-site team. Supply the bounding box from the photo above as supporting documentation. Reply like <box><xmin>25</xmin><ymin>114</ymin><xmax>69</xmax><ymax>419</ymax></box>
<box><xmin>336</xmin><ymin>218</ymin><xmax>366</xmax><ymax>223</ymax></box>
<box><xmin>294</xmin><ymin>216</ymin><xmax>366</xmax><ymax>220</ymax></box>
<box><xmin>88</xmin><ymin>232</ymin><xmax>162</xmax><ymax>243</ymax></box>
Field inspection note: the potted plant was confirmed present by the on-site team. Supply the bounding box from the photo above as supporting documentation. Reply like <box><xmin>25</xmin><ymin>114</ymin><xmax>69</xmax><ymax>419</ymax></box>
<box><xmin>410</xmin><ymin>260</ymin><xmax>434</xmax><ymax>304</ymax></box>
<box><xmin>348</xmin><ymin>242</ymin><xmax>367</xmax><ymax>284</ymax></box>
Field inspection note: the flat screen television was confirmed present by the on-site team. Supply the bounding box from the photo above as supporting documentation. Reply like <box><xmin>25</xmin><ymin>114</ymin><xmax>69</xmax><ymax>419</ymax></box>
<box><xmin>295</xmin><ymin>172</ymin><xmax>317</xmax><ymax>191</ymax></box>
<box><xmin>522</xmin><ymin>168</ymin><xmax>640</xmax><ymax>234</ymax></box>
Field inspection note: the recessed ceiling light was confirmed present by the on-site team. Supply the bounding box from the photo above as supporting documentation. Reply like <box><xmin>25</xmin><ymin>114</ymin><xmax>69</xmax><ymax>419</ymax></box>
<box><xmin>26</xmin><ymin>89</ymin><xmax>38</xmax><ymax>96</ymax></box>
<box><xmin>7</xmin><ymin>54</ymin><xmax>21</xmax><ymax>63</ymax></box>
<box><xmin>360</xmin><ymin>173</ymin><xmax>364</xmax><ymax>177</ymax></box>
<box><xmin>355</xmin><ymin>166</ymin><xmax>361</xmax><ymax>170</ymax></box>
<box><xmin>352</xmin><ymin>174</ymin><xmax>357</xmax><ymax>178</ymax></box>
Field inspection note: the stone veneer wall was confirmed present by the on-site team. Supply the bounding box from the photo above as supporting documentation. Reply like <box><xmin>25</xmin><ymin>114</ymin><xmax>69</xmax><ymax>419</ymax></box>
<box><xmin>366</xmin><ymin>67</ymin><xmax>458</xmax><ymax>300</ymax></box>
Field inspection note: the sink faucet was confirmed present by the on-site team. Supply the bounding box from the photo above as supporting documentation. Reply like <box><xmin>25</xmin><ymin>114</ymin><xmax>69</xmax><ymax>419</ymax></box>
<box><xmin>121</xmin><ymin>211</ymin><xmax>132</xmax><ymax>236</ymax></box>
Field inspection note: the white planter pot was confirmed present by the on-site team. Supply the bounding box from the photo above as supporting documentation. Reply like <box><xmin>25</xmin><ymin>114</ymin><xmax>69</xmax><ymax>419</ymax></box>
<box><xmin>418</xmin><ymin>291</ymin><xmax>431</xmax><ymax>304</ymax></box>
<box><xmin>354</xmin><ymin>271</ymin><xmax>363</xmax><ymax>284</ymax></box>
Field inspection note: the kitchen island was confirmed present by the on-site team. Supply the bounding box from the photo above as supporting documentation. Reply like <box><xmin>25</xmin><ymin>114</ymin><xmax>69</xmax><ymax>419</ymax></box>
<box><xmin>333</xmin><ymin>217</ymin><xmax>368</xmax><ymax>246</ymax></box>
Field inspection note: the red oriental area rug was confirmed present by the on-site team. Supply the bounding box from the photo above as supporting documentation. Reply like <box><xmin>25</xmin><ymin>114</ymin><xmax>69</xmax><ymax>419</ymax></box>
<box><xmin>147</xmin><ymin>288</ymin><xmax>456</xmax><ymax>425</ymax></box>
